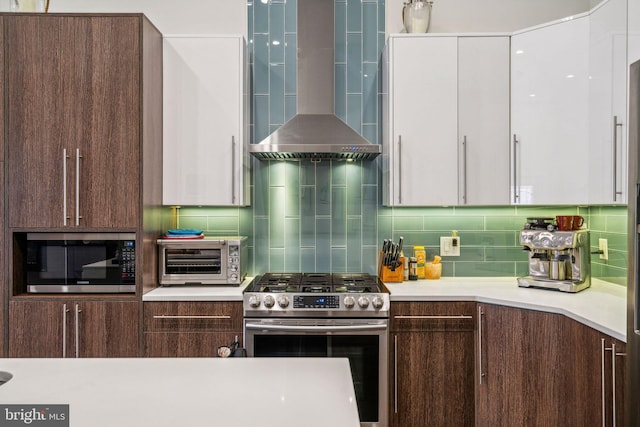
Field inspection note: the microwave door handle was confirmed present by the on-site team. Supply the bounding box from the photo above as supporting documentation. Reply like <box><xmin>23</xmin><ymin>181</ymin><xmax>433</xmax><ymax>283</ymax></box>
<box><xmin>244</xmin><ymin>323</ymin><xmax>388</xmax><ymax>333</ymax></box>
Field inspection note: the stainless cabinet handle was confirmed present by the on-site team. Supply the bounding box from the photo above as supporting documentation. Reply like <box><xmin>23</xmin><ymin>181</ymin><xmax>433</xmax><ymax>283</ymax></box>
<box><xmin>611</xmin><ymin>342</ymin><xmax>616</xmax><ymax>427</ymax></box>
<box><xmin>75</xmin><ymin>149</ymin><xmax>83</xmax><ymax>226</ymax></box>
<box><xmin>75</xmin><ymin>304</ymin><xmax>81</xmax><ymax>358</ymax></box>
<box><xmin>63</xmin><ymin>149</ymin><xmax>70</xmax><ymax>226</ymax></box>
<box><xmin>613</xmin><ymin>116</ymin><xmax>623</xmax><ymax>201</ymax></box>
<box><xmin>394</xmin><ymin>334</ymin><xmax>398</xmax><ymax>414</ymax></box>
<box><xmin>152</xmin><ymin>315</ymin><xmax>232</xmax><ymax>319</ymax></box>
<box><xmin>462</xmin><ymin>135</ymin><xmax>468</xmax><ymax>204</ymax></box>
<box><xmin>398</xmin><ymin>135</ymin><xmax>403</xmax><ymax>205</ymax></box>
<box><xmin>393</xmin><ymin>315</ymin><xmax>473</xmax><ymax>320</ymax></box>
<box><xmin>62</xmin><ymin>304</ymin><xmax>69</xmax><ymax>358</ymax></box>
<box><xmin>512</xmin><ymin>134</ymin><xmax>519</xmax><ymax>203</ymax></box>
<box><xmin>601</xmin><ymin>338</ymin><xmax>607</xmax><ymax>427</ymax></box>
<box><xmin>478</xmin><ymin>305</ymin><xmax>485</xmax><ymax>384</ymax></box>
<box><xmin>231</xmin><ymin>136</ymin><xmax>236</xmax><ymax>204</ymax></box>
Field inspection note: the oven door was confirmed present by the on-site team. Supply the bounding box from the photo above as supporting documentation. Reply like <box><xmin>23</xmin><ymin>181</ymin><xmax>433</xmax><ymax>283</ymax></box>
<box><xmin>244</xmin><ymin>318</ymin><xmax>388</xmax><ymax>427</ymax></box>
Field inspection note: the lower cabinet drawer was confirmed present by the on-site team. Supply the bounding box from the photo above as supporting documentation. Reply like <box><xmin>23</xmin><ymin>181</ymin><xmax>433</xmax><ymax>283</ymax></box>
<box><xmin>144</xmin><ymin>332</ymin><xmax>242</xmax><ymax>358</ymax></box>
<box><xmin>144</xmin><ymin>301</ymin><xmax>243</xmax><ymax>332</ymax></box>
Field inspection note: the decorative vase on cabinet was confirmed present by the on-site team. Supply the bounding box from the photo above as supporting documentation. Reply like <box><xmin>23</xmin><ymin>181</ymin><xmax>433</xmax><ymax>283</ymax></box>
<box><xmin>10</xmin><ymin>0</ymin><xmax>49</xmax><ymax>12</ymax></box>
<box><xmin>402</xmin><ymin>0</ymin><xmax>432</xmax><ymax>33</ymax></box>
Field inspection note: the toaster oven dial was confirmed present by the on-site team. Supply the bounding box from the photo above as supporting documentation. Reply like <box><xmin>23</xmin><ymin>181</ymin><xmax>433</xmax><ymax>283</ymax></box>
<box><xmin>248</xmin><ymin>295</ymin><xmax>261</xmax><ymax>308</ymax></box>
<box><xmin>263</xmin><ymin>295</ymin><xmax>276</xmax><ymax>308</ymax></box>
<box><xmin>277</xmin><ymin>295</ymin><xmax>290</xmax><ymax>308</ymax></box>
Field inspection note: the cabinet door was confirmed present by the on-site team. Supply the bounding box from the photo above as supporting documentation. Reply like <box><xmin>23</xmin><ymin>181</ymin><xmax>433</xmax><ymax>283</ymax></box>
<box><xmin>588</xmin><ymin>0</ymin><xmax>628</xmax><ymax>204</ymax></box>
<box><xmin>390</xmin><ymin>302</ymin><xmax>475</xmax><ymax>427</ymax></box>
<box><xmin>477</xmin><ymin>304</ymin><xmax>564</xmax><ymax>426</ymax></box>
<box><xmin>163</xmin><ymin>35</ymin><xmax>249</xmax><ymax>206</ymax></box>
<box><xmin>511</xmin><ymin>16</ymin><xmax>590</xmax><ymax>204</ymax></box>
<box><xmin>143</xmin><ymin>301</ymin><xmax>243</xmax><ymax>357</ymax></box>
<box><xmin>384</xmin><ymin>36</ymin><xmax>458</xmax><ymax>206</ymax></box>
<box><xmin>9</xmin><ymin>300</ymin><xmax>68</xmax><ymax>358</ymax></box>
<box><xmin>6</xmin><ymin>16</ymin><xmax>140</xmax><ymax>229</ymax></box>
<box><xmin>76</xmin><ymin>301</ymin><xmax>139</xmax><ymax>358</ymax></box>
<box><xmin>458</xmin><ymin>36</ymin><xmax>510</xmax><ymax>205</ymax></box>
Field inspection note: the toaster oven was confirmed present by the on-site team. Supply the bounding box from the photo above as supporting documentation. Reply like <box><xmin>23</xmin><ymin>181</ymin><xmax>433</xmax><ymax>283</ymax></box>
<box><xmin>157</xmin><ymin>237</ymin><xmax>248</xmax><ymax>286</ymax></box>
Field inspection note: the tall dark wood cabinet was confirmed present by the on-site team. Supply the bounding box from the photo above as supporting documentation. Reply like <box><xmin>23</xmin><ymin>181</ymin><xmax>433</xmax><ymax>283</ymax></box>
<box><xmin>2</xmin><ymin>13</ymin><xmax>165</xmax><ymax>358</ymax></box>
<box><xmin>0</xmin><ymin>15</ymin><xmax>5</xmax><ymax>357</ymax></box>
<box><xmin>390</xmin><ymin>302</ymin><xmax>476</xmax><ymax>427</ymax></box>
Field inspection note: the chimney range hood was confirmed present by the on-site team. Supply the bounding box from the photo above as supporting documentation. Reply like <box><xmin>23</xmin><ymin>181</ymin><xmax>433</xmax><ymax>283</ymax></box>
<box><xmin>249</xmin><ymin>0</ymin><xmax>381</xmax><ymax>161</ymax></box>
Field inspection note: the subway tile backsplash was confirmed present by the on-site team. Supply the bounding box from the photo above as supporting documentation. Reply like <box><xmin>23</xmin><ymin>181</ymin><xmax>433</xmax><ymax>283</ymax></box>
<box><xmin>175</xmin><ymin>0</ymin><xmax>628</xmax><ymax>286</ymax></box>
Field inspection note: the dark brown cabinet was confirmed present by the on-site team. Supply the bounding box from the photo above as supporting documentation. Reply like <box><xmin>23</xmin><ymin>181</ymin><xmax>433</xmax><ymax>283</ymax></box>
<box><xmin>143</xmin><ymin>301</ymin><xmax>243</xmax><ymax>357</ymax></box>
<box><xmin>476</xmin><ymin>303</ymin><xmax>627</xmax><ymax>427</ymax></box>
<box><xmin>562</xmin><ymin>317</ymin><xmax>626</xmax><ymax>427</ymax></box>
<box><xmin>4</xmin><ymin>14</ymin><xmax>156</xmax><ymax>229</ymax></box>
<box><xmin>8</xmin><ymin>299</ymin><xmax>139</xmax><ymax>358</ymax></box>
<box><xmin>476</xmin><ymin>304</ymin><xmax>565</xmax><ymax>426</ymax></box>
<box><xmin>390</xmin><ymin>302</ymin><xmax>475</xmax><ymax>427</ymax></box>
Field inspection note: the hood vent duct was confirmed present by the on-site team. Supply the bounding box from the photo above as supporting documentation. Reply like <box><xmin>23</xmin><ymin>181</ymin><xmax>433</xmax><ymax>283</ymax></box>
<box><xmin>249</xmin><ymin>0</ymin><xmax>381</xmax><ymax>161</ymax></box>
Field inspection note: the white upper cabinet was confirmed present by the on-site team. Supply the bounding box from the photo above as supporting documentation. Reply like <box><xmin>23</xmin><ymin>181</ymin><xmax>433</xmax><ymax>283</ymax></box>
<box><xmin>163</xmin><ymin>35</ymin><xmax>250</xmax><ymax>206</ymax></box>
<box><xmin>588</xmin><ymin>0</ymin><xmax>628</xmax><ymax>204</ymax></box>
<box><xmin>511</xmin><ymin>15</ymin><xmax>590</xmax><ymax>205</ymax></box>
<box><xmin>630</xmin><ymin>0</ymin><xmax>640</xmax><ymax>63</ymax></box>
<box><xmin>458</xmin><ymin>36</ymin><xmax>511</xmax><ymax>205</ymax></box>
<box><xmin>383</xmin><ymin>35</ymin><xmax>510</xmax><ymax>206</ymax></box>
<box><xmin>383</xmin><ymin>35</ymin><xmax>459</xmax><ymax>206</ymax></box>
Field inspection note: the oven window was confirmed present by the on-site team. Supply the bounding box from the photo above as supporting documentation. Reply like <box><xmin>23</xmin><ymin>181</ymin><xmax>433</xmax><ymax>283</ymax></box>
<box><xmin>254</xmin><ymin>335</ymin><xmax>379</xmax><ymax>423</ymax></box>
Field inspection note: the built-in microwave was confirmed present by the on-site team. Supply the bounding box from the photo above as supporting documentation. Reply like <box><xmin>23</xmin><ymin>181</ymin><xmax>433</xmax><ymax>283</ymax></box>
<box><xmin>25</xmin><ymin>232</ymin><xmax>136</xmax><ymax>293</ymax></box>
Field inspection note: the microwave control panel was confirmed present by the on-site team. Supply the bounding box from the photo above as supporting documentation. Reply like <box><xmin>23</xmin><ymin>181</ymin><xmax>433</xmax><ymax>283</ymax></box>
<box><xmin>120</xmin><ymin>241</ymin><xmax>136</xmax><ymax>282</ymax></box>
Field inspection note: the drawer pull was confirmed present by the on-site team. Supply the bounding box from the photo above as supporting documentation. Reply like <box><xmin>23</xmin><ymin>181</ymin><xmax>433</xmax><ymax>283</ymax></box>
<box><xmin>153</xmin><ymin>315</ymin><xmax>231</xmax><ymax>319</ymax></box>
<box><xmin>393</xmin><ymin>315</ymin><xmax>473</xmax><ymax>319</ymax></box>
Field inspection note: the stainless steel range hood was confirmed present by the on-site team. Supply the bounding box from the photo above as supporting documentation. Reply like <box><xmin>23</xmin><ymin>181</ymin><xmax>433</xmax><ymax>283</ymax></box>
<box><xmin>249</xmin><ymin>0</ymin><xmax>381</xmax><ymax>161</ymax></box>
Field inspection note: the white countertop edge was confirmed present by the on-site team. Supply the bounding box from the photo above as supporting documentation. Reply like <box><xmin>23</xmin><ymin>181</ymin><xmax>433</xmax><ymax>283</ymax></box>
<box><xmin>142</xmin><ymin>277</ymin><xmax>254</xmax><ymax>301</ymax></box>
<box><xmin>386</xmin><ymin>278</ymin><xmax>626</xmax><ymax>342</ymax></box>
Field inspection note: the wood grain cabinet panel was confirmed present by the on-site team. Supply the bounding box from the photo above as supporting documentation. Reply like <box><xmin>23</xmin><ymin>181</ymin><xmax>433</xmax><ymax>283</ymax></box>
<box><xmin>143</xmin><ymin>301</ymin><xmax>243</xmax><ymax>357</ymax></box>
<box><xmin>562</xmin><ymin>316</ymin><xmax>626</xmax><ymax>427</ymax></box>
<box><xmin>8</xmin><ymin>300</ymin><xmax>139</xmax><ymax>358</ymax></box>
<box><xmin>390</xmin><ymin>302</ymin><xmax>475</xmax><ymax>427</ymax></box>
<box><xmin>5</xmin><ymin>15</ymin><xmax>146</xmax><ymax>228</ymax></box>
<box><xmin>476</xmin><ymin>304</ymin><xmax>565</xmax><ymax>426</ymax></box>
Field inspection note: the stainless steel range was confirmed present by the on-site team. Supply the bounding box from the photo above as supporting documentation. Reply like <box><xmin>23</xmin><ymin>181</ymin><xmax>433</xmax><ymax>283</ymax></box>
<box><xmin>243</xmin><ymin>273</ymin><xmax>389</xmax><ymax>427</ymax></box>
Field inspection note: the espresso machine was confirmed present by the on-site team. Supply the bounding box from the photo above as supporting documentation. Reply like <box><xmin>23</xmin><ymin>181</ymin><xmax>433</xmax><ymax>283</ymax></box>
<box><xmin>517</xmin><ymin>219</ymin><xmax>591</xmax><ymax>293</ymax></box>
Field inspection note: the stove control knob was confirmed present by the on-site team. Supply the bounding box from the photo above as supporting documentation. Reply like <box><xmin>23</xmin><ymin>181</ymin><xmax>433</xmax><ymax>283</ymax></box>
<box><xmin>358</xmin><ymin>296</ymin><xmax>370</xmax><ymax>309</ymax></box>
<box><xmin>344</xmin><ymin>296</ymin><xmax>356</xmax><ymax>309</ymax></box>
<box><xmin>248</xmin><ymin>295</ymin><xmax>261</xmax><ymax>308</ymax></box>
<box><xmin>277</xmin><ymin>295</ymin><xmax>290</xmax><ymax>308</ymax></box>
<box><xmin>263</xmin><ymin>295</ymin><xmax>276</xmax><ymax>309</ymax></box>
<box><xmin>372</xmin><ymin>296</ymin><xmax>385</xmax><ymax>309</ymax></box>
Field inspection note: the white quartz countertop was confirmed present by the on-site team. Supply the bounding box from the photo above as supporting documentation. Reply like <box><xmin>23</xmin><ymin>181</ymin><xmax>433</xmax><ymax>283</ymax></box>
<box><xmin>385</xmin><ymin>277</ymin><xmax>627</xmax><ymax>342</ymax></box>
<box><xmin>142</xmin><ymin>277</ymin><xmax>253</xmax><ymax>301</ymax></box>
<box><xmin>0</xmin><ymin>358</ymin><xmax>360</xmax><ymax>427</ymax></box>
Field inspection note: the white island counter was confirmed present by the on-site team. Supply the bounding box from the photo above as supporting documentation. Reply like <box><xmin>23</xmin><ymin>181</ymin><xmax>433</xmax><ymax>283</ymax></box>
<box><xmin>0</xmin><ymin>358</ymin><xmax>360</xmax><ymax>427</ymax></box>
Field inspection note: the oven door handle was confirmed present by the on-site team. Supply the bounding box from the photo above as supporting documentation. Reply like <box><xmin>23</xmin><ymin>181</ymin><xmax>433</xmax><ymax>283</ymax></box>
<box><xmin>244</xmin><ymin>323</ymin><xmax>388</xmax><ymax>333</ymax></box>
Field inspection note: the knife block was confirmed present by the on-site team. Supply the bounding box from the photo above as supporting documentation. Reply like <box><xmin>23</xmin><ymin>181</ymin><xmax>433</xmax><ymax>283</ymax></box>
<box><xmin>378</xmin><ymin>252</ymin><xmax>404</xmax><ymax>283</ymax></box>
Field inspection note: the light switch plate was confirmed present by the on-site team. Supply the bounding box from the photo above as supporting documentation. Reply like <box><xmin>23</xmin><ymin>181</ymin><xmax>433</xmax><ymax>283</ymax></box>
<box><xmin>598</xmin><ymin>238</ymin><xmax>608</xmax><ymax>260</ymax></box>
<box><xmin>440</xmin><ymin>236</ymin><xmax>460</xmax><ymax>256</ymax></box>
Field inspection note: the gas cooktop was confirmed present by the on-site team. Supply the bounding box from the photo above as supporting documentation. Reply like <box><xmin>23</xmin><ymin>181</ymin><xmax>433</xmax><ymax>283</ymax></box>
<box><xmin>243</xmin><ymin>273</ymin><xmax>389</xmax><ymax>318</ymax></box>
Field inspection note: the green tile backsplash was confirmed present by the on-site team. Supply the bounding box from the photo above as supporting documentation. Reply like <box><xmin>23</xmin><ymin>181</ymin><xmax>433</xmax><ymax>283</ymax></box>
<box><xmin>175</xmin><ymin>0</ymin><xmax>629</xmax><ymax>286</ymax></box>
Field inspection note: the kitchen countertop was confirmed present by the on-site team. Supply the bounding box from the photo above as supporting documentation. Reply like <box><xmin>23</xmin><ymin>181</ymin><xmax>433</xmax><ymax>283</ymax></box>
<box><xmin>142</xmin><ymin>276</ymin><xmax>626</xmax><ymax>342</ymax></box>
<box><xmin>385</xmin><ymin>277</ymin><xmax>626</xmax><ymax>342</ymax></box>
<box><xmin>0</xmin><ymin>358</ymin><xmax>360</xmax><ymax>427</ymax></box>
<box><xmin>142</xmin><ymin>277</ymin><xmax>254</xmax><ymax>301</ymax></box>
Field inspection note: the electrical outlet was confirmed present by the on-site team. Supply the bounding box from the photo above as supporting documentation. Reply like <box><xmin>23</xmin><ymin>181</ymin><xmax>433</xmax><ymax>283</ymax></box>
<box><xmin>598</xmin><ymin>238</ymin><xmax>609</xmax><ymax>260</ymax></box>
<box><xmin>440</xmin><ymin>236</ymin><xmax>460</xmax><ymax>256</ymax></box>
